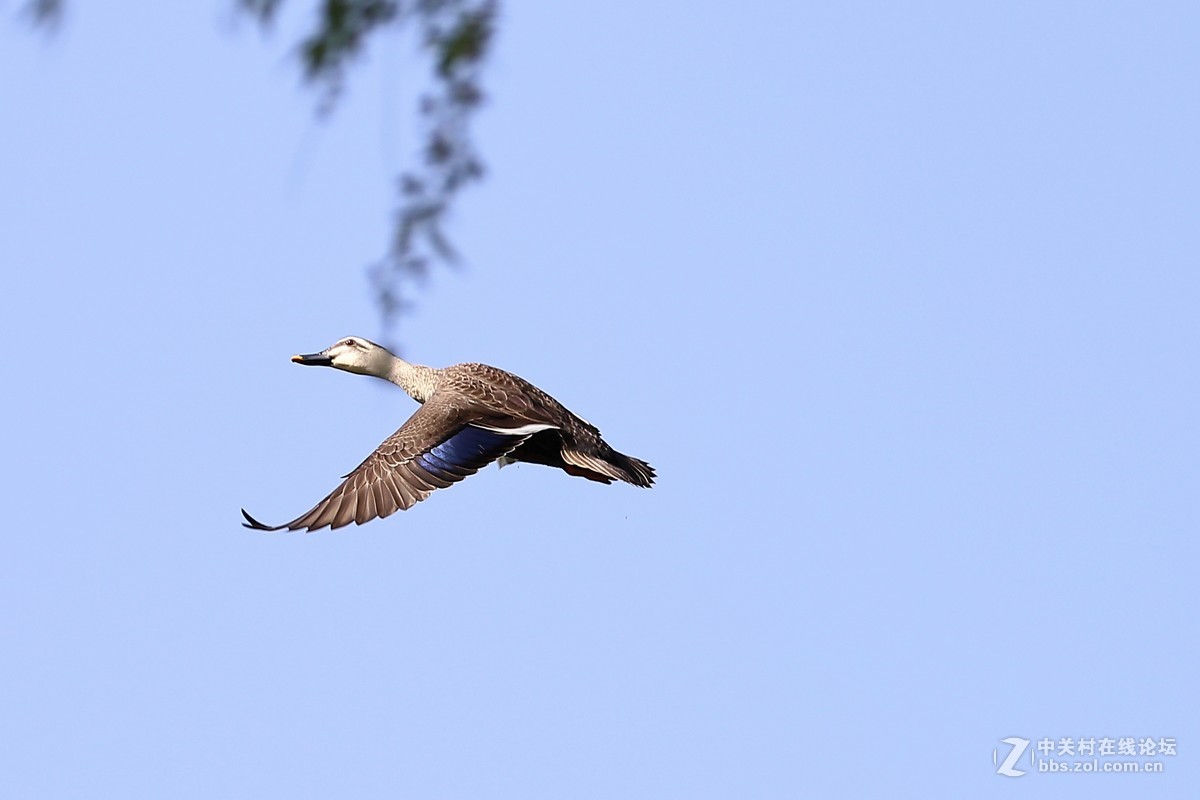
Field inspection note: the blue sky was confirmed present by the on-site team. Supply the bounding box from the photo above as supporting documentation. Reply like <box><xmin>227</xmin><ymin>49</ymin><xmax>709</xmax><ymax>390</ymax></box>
<box><xmin>2</xmin><ymin>2</ymin><xmax>1197</xmax><ymax>797</ymax></box>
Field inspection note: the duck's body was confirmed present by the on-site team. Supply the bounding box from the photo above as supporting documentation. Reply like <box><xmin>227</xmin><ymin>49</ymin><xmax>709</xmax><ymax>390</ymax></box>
<box><xmin>242</xmin><ymin>337</ymin><xmax>654</xmax><ymax>532</ymax></box>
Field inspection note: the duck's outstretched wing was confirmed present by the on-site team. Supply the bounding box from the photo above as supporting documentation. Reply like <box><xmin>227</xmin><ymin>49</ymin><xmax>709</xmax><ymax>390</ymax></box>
<box><xmin>242</xmin><ymin>394</ymin><xmax>529</xmax><ymax>532</ymax></box>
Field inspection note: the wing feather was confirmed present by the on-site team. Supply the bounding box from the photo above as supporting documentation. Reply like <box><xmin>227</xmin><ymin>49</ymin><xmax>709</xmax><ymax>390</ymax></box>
<box><xmin>242</xmin><ymin>394</ymin><xmax>528</xmax><ymax>532</ymax></box>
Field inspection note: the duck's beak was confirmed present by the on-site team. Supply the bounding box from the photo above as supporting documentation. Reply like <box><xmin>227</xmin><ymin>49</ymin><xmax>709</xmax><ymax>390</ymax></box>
<box><xmin>291</xmin><ymin>351</ymin><xmax>334</xmax><ymax>366</ymax></box>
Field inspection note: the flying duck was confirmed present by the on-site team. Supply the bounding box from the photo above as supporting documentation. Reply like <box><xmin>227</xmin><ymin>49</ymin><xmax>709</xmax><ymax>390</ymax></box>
<box><xmin>242</xmin><ymin>337</ymin><xmax>655</xmax><ymax>531</ymax></box>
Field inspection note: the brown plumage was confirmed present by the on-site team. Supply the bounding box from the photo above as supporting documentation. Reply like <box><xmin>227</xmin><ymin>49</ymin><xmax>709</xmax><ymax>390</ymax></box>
<box><xmin>242</xmin><ymin>337</ymin><xmax>655</xmax><ymax>532</ymax></box>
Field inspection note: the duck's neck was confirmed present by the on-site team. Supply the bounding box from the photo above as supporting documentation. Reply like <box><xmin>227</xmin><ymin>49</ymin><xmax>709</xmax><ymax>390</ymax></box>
<box><xmin>384</xmin><ymin>356</ymin><xmax>439</xmax><ymax>403</ymax></box>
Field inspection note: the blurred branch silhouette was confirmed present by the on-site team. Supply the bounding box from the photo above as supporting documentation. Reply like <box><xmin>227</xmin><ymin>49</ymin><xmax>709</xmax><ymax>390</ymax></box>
<box><xmin>22</xmin><ymin>0</ymin><xmax>497</xmax><ymax>336</ymax></box>
<box><xmin>22</xmin><ymin>0</ymin><xmax>63</xmax><ymax>29</ymax></box>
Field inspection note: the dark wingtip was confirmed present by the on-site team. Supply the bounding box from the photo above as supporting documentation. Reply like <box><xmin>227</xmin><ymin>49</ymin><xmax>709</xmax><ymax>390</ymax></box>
<box><xmin>241</xmin><ymin>508</ymin><xmax>281</xmax><ymax>531</ymax></box>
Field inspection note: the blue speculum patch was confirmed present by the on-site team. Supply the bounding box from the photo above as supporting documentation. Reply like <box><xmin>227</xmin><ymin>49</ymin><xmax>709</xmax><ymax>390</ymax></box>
<box><xmin>418</xmin><ymin>426</ymin><xmax>516</xmax><ymax>476</ymax></box>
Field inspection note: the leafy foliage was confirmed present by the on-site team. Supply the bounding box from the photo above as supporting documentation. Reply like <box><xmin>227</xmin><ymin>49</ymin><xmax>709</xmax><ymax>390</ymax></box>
<box><xmin>243</xmin><ymin>0</ymin><xmax>497</xmax><ymax>334</ymax></box>
<box><xmin>23</xmin><ymin>0</ymin><xmax>498</xmax><ymax>335</ymax></box>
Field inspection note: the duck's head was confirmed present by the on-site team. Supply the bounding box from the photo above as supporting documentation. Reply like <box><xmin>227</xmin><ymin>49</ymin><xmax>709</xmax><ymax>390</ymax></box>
<box><xmin>292</xmin><ymin>336</ymin><xmax>393</xmax><ymax>377</ymax></box>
